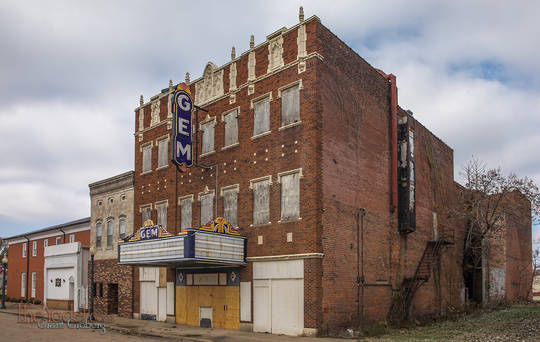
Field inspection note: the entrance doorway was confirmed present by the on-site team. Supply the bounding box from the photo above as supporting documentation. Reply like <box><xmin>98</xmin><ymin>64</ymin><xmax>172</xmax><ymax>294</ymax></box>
<box><xmin>107</xmin><ymin>283</ymin><xmax>119</xmax><ymax>314</ymax></box>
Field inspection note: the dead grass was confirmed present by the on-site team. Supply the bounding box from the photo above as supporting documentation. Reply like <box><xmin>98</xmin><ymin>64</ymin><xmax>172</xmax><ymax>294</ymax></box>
<box><xmin>359</xmin><ymin>303</ymin><xmax>540</xmax><ymax>341</ymax></box>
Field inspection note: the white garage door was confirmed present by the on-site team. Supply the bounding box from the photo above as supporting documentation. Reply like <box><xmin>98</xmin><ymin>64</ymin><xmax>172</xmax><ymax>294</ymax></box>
<box><xmin>253</xmin><ymin>260</ymin><xmax>304</xmax><ymax>336</ymax></box>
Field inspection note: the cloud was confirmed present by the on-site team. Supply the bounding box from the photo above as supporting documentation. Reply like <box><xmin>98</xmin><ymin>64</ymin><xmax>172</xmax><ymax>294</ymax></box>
<box><xmin>0</xmin><ymin>0</ymin><xmax>539</xmax><ymax>237</ymax></box>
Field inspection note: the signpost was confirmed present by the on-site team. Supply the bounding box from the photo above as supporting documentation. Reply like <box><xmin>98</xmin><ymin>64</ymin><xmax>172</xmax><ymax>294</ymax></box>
<box><xmin>171</xmin><ymin>83</ymin><xmax>194</xmax><ymax>168</ymax></box>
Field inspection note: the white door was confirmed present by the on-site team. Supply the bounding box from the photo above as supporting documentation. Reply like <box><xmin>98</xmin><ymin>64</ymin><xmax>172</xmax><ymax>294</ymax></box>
<box><xmin>253</xmin><ymin>280</ymin><xmax>271</xmax><ymax>333</ymax></box>
<box><xmin>140</xmin><ymin>281</ymin><xmax>158</xmax><ymax>318</ymax></box>
<box><xmin>252</xmin><ymin>260</ymin><xmax>304</xmax><ymax>336</ymax></box>
<box><xmin>271</xmin><ymin>279</ymin><xmax>303</xmax><ymax>335</ymax></box>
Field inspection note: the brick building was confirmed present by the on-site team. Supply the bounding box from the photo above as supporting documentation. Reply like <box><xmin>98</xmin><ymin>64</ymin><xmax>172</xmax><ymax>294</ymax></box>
<box><xmin>4</xmin><ymin>218</ymin><xmax>90</xmax><ymax>307</ymax></box>
<box><xmin>88</xmin><ymin>171</ymin><xmax>135</xmax><ymax>317</ymax></box>
<box><xmin>113</xmin><ymin>8</ymin><xmax>532</xmax><ymax>335</ymax></box>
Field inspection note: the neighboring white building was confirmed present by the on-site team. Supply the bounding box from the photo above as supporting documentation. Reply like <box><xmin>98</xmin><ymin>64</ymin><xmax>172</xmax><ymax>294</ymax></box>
<box><xmin>44</xmin><ymin>242</ymin><xmax>89</xmax><ymax>312</ymax></box>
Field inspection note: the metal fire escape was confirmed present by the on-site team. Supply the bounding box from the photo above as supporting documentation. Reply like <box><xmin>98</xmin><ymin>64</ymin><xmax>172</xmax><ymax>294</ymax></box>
<box><xmin>401</xmin><ymin>232</ymin><xmax>454</xmax><ymax>318</ymax></box>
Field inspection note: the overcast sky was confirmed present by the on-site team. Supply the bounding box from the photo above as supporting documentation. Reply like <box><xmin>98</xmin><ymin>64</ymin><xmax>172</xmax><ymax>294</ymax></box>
<box><xmin>0</xmin><ymin>0</ymin><xmax>539</xmax><ymax>247</ymax></box>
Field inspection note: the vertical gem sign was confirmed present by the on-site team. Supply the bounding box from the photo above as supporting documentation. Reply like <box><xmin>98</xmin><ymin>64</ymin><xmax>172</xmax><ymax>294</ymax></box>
<box><xmin>172</xmin><ymin>84</ymin><xmax>194</xmax><ymax>168</ymax></box>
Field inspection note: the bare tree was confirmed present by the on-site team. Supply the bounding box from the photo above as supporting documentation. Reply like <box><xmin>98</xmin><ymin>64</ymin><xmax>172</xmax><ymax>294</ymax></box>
<box><xmin>461</xmin><ymin>158</ymin><xmax>540</xmax><ymax>302</ymax></box>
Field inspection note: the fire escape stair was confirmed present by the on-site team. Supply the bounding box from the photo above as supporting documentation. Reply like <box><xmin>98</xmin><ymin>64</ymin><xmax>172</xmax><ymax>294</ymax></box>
<box><xmin>401</xmin><ymin>236</ymin><xmax>454</xmax><ymax>318</ymax></box>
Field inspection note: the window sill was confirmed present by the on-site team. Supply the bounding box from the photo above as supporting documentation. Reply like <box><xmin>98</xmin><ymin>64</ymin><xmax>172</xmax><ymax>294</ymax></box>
<box><xmin>140</xmin><ymin>170</ymin><xmax>152</xmax><ymax>176</ymax></box>
<box><xmin>200</xmin><ymin>150</ymin><xmax>216</xmax><ymax>158</ymax></box>
<box><xmin>251</xmin><ymin>131</ymin><xmax>271</xmax><ymax>140</ymax></box>
<box><xmin>278</xmin><ymin>217</ymin><xmax>302</xmax><ymax>224</ymax></box>
<box><xmin>250</xmin><ymin>222</ymin><xmax>272</xmax><ymax>228</ymax></box>
<box><xmin>156</xmin><ymin>164</ymin><xmax>169</xmax><ymax>171</ymax></box>
<box><xmin>221</xmin><ymin>142</ymin><xmax>239</xmax><ymax>151</ymax></box>
<box><xmin>279</xmin><ymin>121</ymin><xmax>302</xmax><ymax>131</ymax></box>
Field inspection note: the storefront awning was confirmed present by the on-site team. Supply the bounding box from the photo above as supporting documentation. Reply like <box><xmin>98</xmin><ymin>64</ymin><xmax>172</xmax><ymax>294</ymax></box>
<box><xmin>118</xmin><ymin>218</ymin><xmax>246</xmax><ymax>268</ymax></box>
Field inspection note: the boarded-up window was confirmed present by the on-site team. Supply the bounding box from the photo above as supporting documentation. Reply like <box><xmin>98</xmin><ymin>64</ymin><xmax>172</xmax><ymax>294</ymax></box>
<box><xmin>119</xmin><ymin>217</ymin><xmax>126</xmax><ymax>239</ymax></box>
<box><xmin>141</xmin><ymin>205</ymin><xmax>151</xmax><ymax>224</ymax></box>
<box><xmin>157</xmin><ymin>138</ymin><xmax>168</xmax><ymax>168</ymax></box>
<box><xmin>180</xmin><ymin>197</ymin><xmax>193</xmax><ymax>230</ymax></box>
<box><xmin>280</xmin><ymin>172</ymin><xmax>300</xmax><ymax>220</ymax></box>
<box><xmin>142</xmin><ymin>144</ymin><xmax>152</xmax><ymax>173</ymax></box>
<box><xmin>200</xmin><ymin>192</ymin><xmax>214</xmax><ymax>225</ymax></box>
<box><xmin>281</xmin><ymin>85</ymin><xmax>300</xmax><ymax>126</ymax></box>
<box><xmin>156</xmin><ymin>202</ymin><xmax>167</xmax><ymax>228</ymax></box>
<box><xmin>31</xmin><ymin>272</ymin><xmax>36</xmax><ymax>297</ymax></box>
<box><xmin>107</xmin><ymin>219</ymin><xmax>113</xmax><ymax>248</ymax></box>
<box><xmin>96</xmin><ymin>222</ymin><xmax>102</xmax><ymax>248</ymax></box>
<box><xmin>253</xmin><ymin>97</ymin><xmax>270</xmax><ymax>136</ymax></box>
<box><xmin>223</xmin><ymin>186</ymin><xmax>238</xmax><ymax>227</ymax></box>
<box><xmin>252</xmin><ymin>179</ymin><xmax>270</xmax><ymax>225</ymax></box>
<box><xmin>22</xmin><ymin>242</ymin><xmax>26</xmax><ymax>258</ymax></box>
<box><xmin>201</xmin><ymin>121</ymin><xmax>215</xmax><ymax>155</ymax></box>
<box><xmin>224</xmin><ymin>110</ymin><xmax>238</xmax><ymax>147</ymax></box>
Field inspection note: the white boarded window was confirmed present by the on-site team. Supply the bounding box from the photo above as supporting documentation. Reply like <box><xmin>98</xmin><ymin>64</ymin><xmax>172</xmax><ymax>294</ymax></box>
<box><xmin>253</xmin><ymin>97</ymin><xmax>270</xmax><ymax>136</ymax></box>
<box><xmin>56</xmin><ymin>236</ymin><xmax>61</xmax><ymax>245</ymax></box>
<box><xmin>96</xmin><ymin>221</ymin><xmax>102</xmax><ymax>248</ymax></box>
<box><xmin>21</xmin><ymin>273</ymin><xmax>25</xmax><ymax>297</ymax></box>
<box><xmin>222</xmin><ymin>185</ymin><xmax>239</xmax><ymax>227</ymax></box>
<box><xmin>31</xmin><ymin>272</ymin><xmax>36</xmax><ymax>298</ymax></box>
<box><xmin>223</xmin><ymin>109</ymin><xmax>239</xmax><ymax>147</ymax></box>
<box><xmin>201</xmin><ymin>120</ymin><xmax>215</xmax><ymax>155</ymax></box>
<box><xmin>157</xmin><ymin>138</ymin><xmax>168</xmax><ymax>168</ymax></box>
<box><xmin>156</xmin><ymin>201</ymin><xmax>168</xmax><ymax>229</ymax></box>
<box><xmin>142</xmin><ymin>144</ymin><xmax>152</xmax><ymax>173</ymax></box>
<box><xmin>180</xmin><ymin>195</ymin><xmax>193</xmax><ymax>230</ymax></box>
<box><xmin>107</xmin><ymin>219</ymin><xmax>114</xmax><ymax>248</ymax></box>
<box><xmin>119</xmin><ymin>217</ymin><xmax>126</xmax><ymax>239</ymax></box>
<box><xmin>281</xmin><ymin>85</ymin><xmax>300</xmax><ymax>126</ymax></box>
<box><xmin>22</xmin><ymin>243</ymin><xmax>26</xmax><ymax>258</ymax></box>
<box><xmin>279</xmin><ymin>170</ymin><xmax>301</xmax><ymax>221</ymax></box>
<box><xmin>32</xmin><ymin>241</ymin><xmax>37</xmax><ymax>257</ymax></box>
<box><xmin>199</xmin><ymin>190</ymin><xmax>214</xmax><ymax>226</ymax></box>
<box><xmin>69</xmin><ymin>234</ymin><xmax>75</xmax><ymax>243</ymax></box>
<box><xmin>250</xmin><ymin>176</ymin><xmax>271</xmax><ymax>225</ymax></box>
<box><xmin>141</xmin><ymin>205</ymin><xmax>152</xmax><ymax>224</ymax></box>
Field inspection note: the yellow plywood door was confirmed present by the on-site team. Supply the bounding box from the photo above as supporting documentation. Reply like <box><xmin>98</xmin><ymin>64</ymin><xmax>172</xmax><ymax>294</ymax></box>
<box><xmin>175</xmin><ymin>285</ymin><xmax>240</xmax><ymax>330</ymax></box>
<box><xmin>225</xmin><ymin>287</ymin><xmax>240</xmax><ymax>330</ymax></box>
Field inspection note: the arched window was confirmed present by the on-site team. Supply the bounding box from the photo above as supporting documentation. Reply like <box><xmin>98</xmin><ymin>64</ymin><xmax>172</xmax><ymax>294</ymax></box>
<box><xmin>107</xmin><ymin>219</ymin><xmax>114</xmax><ymax>248</ymax></box>
<box><xmin>119</xmin><ymin>216</ymin><xmax>126</xmax><ymax>240</ymax></box>
<box><xmin>96</xmin><ymin>221</ymin><xmax>102</xmax><ymax>248</ymax></box>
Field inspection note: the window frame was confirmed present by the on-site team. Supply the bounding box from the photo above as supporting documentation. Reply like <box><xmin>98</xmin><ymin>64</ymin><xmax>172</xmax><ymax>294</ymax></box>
<box><xmin>140</xmin><ymin>204</ymin><xmax>152</xmax><ymax>225</ymax></box>
<box><xmin>21</xmin><ymin>272</ymin><xmax>26</xmax><ymax>297</ymax></box>
<box><xmin>31</xmin><ymin>272</ymin><xmax>36</xmax><ymax>298</ymax></box>
<box><xmin>96</xmin><ymin>220</ymin><xmax>103</xmax><ymax>248</ymax></box>
<box><xmin>22</xmin><ymin>242</ymin><xmax>27</xmax><ymax>258</ymax></box>
<box><xmin>249</xmin><ymin>175</ymin><xmax>272</xmax><ymax>226</ymax></box>
<box><xmin>221</xmin><ymin>184</ymin><xmax>240</xmax><ymax>227</ymax></box>
<box><xmin>178</xmin><ymin>194</ymin><xmax>194</xmax><ymax>230</ymax></box>
<box><xmin>119</xmin><ymin>216</ymin><xmax>127</xmax><ymax>240</ymax></box>
<box><xmin>198</xmin><ymin>187</ymin><xmax>215</xmax><ymax>226</ymax></box>
<box><xmin>155</xmin><ymin>200</ymin><xmax>168</xmax><ymax>229</ymax></box>
<box><xmin>56</xmin><ymin>236</ymin><xmax>61</xmax><ymax>245</ymax></box>
<box><xmin>32</xmin><ymin>241</ymin><xmax>37</xmax><ymax>257</ymax></box>
<box><xmin>250</xmin><ymin>92</ymin><xmax>272</xmax><ymax>139</ymax></box>
<box><xmin>141</xmin><ymin>141</ymin><xmax>154</xmax><ymax>174</ymax></box>
<box><xmin>156</xmin><ymin>135</ymin><xmax>170</xmax><ymax>170</ymax></box>
<box><xmin>277</xmin><ymin>168</ymin><xmax>303</xmax><ymax>222</ymax></box>
<box><xmin>106</xmin><ymin>218</ymin><xmax>114</xmax><ymax>249</ymax></box>
<box><xmin>221</xmin><ymin>108</ymin><xmax>240</xmax><ymax>150</ymax></box>
<box><xmin>200</xmin><ymin>116</ymin><xmax>217</xmax><ymax>157</ymax></box>
<box><xmin>277</xmin><ymin>80</ymin><xmax>303</xmax><ymax>130</ymax></box>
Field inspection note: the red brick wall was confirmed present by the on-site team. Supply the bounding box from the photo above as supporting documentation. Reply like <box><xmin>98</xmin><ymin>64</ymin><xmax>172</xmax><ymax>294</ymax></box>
<box><xmin>91</xmin><ymin>259</ymin><xmax>134</xmax><ymax>317</ymax></box>
<box><xmin>7</xmin><ymin>228</ymin><xmax>90</xmax><ymax>302</ymax></box>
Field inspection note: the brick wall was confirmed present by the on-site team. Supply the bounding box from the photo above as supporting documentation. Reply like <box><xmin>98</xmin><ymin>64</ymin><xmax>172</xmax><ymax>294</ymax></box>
<box><xmin>7</xmin><ymin>226</ymin><xmax>90</xmax><ymax>302</ymax></box>
<box><xmin>91</xmin><ymin>258</ymin><xmax>134</xmax><ymax>317</ymax></box>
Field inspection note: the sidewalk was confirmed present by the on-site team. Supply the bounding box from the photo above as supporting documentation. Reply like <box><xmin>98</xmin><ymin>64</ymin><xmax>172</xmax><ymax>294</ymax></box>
<box><xmin>0</xmin><ymin>302</ymin><xmax>351</xmax><ymax>342</ymax></box>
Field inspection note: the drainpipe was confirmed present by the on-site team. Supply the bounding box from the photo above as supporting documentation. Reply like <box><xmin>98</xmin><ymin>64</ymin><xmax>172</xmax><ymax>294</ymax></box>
<box><xmin>24</xmin><ymin>235</ymin><xmax>29</xmax><ymax>302</ymax></box>
<box><xmin>357</xmin><ymin>208</ymin><xmax>366</xmax><ymax>325</ymax></box>
<box><xmin>376</xmin><ymin>70</ymin><xmax>398</xmax><ymax>213</ymax></box>
<box><xmin>59</xmin><ymin>226</ymin><xmax>66</xmax><ymax>243</ymax></box>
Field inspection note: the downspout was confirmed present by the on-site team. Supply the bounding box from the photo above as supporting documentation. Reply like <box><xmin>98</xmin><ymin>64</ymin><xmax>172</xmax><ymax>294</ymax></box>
<box><xmin>24</xmin><ymin>235</ymin><xmax>29</xmax><ymax>302</ymax></box>
<box><xmin>376</xmin><ymin>70</ymin><xmax>398</xmax><ymax>213</ymax></box>
<box><xmin>357</xmin><ymin>208</ymin><xmax>366</xmax><ymax>325</ymax></box>
<box><xmin>59</xmin><ymin>226</ymin><xmax>66</xmax><ymax>243</ymax></box>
